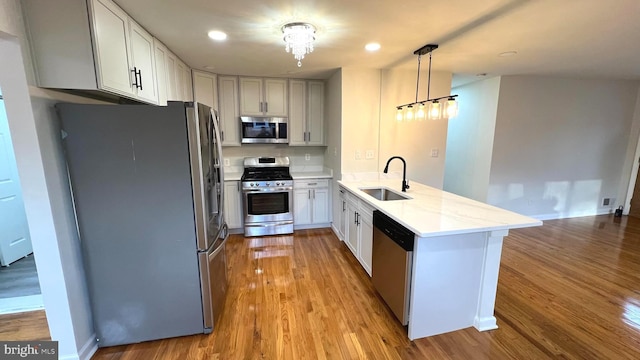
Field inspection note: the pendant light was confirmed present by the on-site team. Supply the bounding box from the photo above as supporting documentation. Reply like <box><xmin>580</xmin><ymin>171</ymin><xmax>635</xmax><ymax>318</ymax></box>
<box><xmin>396</xmin><ymin>44</ymin><xmax>459</xmax><ymax>122</ymax></box>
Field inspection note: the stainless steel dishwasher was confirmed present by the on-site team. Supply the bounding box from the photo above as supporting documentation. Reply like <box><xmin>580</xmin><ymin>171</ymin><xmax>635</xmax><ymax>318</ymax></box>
<box><xmin>372</xmin><ymin>210</ymin><xmax>415</xmax><ymax>325</ymax></box>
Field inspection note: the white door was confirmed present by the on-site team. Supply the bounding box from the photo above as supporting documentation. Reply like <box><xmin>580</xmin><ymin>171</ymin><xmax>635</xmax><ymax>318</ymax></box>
<box><xmin>128</xmin><ymin>20</ymin><xmax>158</xmax><ymax>104</ymax></box>
<box><xmin>0</xmin><ymin>95</ymin><xmax>32</xmax><ymax>266</ymax></box>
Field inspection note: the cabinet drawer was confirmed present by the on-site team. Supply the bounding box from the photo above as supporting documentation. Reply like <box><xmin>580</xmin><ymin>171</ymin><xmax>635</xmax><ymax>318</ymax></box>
<box><xmin>294</xmin><ymin>179</ymin><xmax>329</xmax><ymax>188</ymax></box>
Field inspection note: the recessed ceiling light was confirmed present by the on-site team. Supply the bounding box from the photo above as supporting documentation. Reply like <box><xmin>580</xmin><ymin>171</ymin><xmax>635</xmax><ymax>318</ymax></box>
<box><xmin>365</xmin><ymin>42</ymin><xmax>381</xmax><ymax>52</ymax></box>
<box><xmin>207</xmin><ymin>30</ymin><xmax>227</xmax><ymax>41</ymax></box>
<box><xmin>499</xmin><ymin>51</ymin><xmax>517</xmax><ymax>57</ymax></box>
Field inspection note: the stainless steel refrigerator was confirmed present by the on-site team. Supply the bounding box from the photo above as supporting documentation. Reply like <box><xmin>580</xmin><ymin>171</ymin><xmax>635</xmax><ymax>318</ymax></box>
<box><xmin>57</xmin><ymin>101</ymin><xmax>228</xmax><ymax>347</ymax></box>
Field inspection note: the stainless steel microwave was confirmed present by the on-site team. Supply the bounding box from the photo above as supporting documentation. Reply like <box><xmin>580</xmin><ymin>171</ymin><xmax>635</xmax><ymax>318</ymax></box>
<box><xmin>240</xmin><ymin>117</ymin><xmax>288</xmax><ymax>144</ymax></box>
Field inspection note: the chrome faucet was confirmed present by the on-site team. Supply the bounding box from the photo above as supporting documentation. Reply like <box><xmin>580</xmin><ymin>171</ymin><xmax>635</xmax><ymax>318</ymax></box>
<box><xmin>383</xmin><ymin>156</ymin><xmax>410</xmax><ymax>192</ymax></box>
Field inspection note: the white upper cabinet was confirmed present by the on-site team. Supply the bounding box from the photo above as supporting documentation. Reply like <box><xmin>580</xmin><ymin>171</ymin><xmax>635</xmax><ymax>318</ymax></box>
<box><xmin>153</xmin><ymin>40</ymin><xmax>168</xmax><ymax>106</ymax></box>
<box><xmin>289</xmin><ymin>80</ymin><xmax>325</xmax><ymax>146</ymax></box>
<box><xmin>91</xmin><ymin>0</ymin><xmax>131</xmax><ymax>96</ymax></box>
<box><xmin>23</xmin><ymin>0</ymin><xmax>168</xmax><ymax>104</ymax></box>
<box><xmin>217</xmin><ymin>76</ymin><xmax>241</xmax><ymax>146</ymax></box>
<box><xmin>192</xmin><ymin>70</ymin><xmax>218</xmax><ymax>110</ymax></box>
<box><xmin>127</xmin><ymin>19</ymin><xmax>157</xmax><ymax>103</ymax></box>
<box><xmin>239</xmin><ymin>77</ymin><xmax>287</xmax><ymax>117</ymax></box>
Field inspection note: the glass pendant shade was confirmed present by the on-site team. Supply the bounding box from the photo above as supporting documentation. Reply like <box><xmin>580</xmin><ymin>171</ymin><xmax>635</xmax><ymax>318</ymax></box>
<box><xmin>396</xmin><ymin>107</ymin><xmax>403</xmax><ymax>121</ymax></box>
<box><xmin>445</xmin><ymin>98</ymin><xmax>458</xmax><ymax>118</ymax></box>
<box><xmin>428</xmin><ymin>100</ymin><xmax>441</xmax><ymax>120</ymax></box>
<box><xmin>405</xmin><ymin>105</ymin><xmax>414</xmax><ymax>121</ymax></box>
<box><xmin>416</xmin><ymin>103</ymin><xmax>426</xmax><ymax>120</ymax></box>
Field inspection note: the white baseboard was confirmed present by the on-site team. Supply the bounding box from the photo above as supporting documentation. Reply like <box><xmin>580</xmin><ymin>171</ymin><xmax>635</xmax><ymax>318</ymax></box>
<box><xmin>473</xmin><ymin>316</ymin><xmax>498</xmax><ymax>331</ymax></box>
<box><xmin>78</xmin><ymin>334</ymin><xmax>98</xmax><ymax>360</ymax></box>
<box><xmin>532</xmin><ymin>208</ymin><xmax>613</xmax><ymax>221</ymax></box>
<box><xmin>293</xmin><ymin>223</ymin><xmax>331</xmax><ymax>230</ymax></box>
<box><xmin>330</xmin><ymin>224</ymin><xmax>344</xmax><ymax>241</ymax></box>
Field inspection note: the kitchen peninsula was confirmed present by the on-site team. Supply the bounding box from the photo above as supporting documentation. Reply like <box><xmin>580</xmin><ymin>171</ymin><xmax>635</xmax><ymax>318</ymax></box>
<box><xmin>338</xmin><ymin>178</ymin><xmax>542</xmax><ymax>340</ymax></box>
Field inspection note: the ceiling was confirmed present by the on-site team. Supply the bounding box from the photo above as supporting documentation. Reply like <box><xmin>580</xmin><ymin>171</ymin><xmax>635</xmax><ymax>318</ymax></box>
<box><xmin>115</xmin><ymin>0</ymin><xmax>640</xmax><ymax>87</ymax></box>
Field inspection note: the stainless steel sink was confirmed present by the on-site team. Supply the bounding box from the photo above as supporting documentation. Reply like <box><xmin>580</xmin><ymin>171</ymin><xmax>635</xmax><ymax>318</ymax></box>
<box><xmin>359</xmin><ymin>187</ymin><xmax>411</xmax><ymax>201</ymax></box>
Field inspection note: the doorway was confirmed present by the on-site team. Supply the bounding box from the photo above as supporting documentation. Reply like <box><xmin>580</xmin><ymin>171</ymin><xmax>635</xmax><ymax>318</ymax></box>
<box><xmin>0</xmin><ymin>88</ymin><xmax>44</xmax><ymax>314</ymax></box>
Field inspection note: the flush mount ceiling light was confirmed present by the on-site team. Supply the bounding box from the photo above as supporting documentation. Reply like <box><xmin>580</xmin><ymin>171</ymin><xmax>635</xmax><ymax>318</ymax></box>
<box><xmin>365</xmin><ymin>42</ymin><xmax>381</xmax><ymax>52</ymax></box>
<box><xmin>396</xmin><ymin>44</ymin><xmax>459</xmax><ymax>122</ymax></box>
<box><xmin>207</xmin><ymin>30</ymin><xmax>227</xmax><ymax>41</ymax></box>
<box><xmin>282</xmin><ymin>22</ymin><xmax>316</xmax><ymax>67</ymax></box>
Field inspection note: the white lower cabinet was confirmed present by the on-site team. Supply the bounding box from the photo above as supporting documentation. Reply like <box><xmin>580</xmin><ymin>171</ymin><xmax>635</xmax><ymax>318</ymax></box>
<box><xmin>342</xmin><ymin>186</ymin><xmax>374</xmax><ymax>276</ymax></box>
<box><xmin>337</xmin><ymin>188</ymin><xmax>347</xmax><ymax>241</ymax></box>
<box><xmin>293</xmin><ymin>179</ymin><xmax>330</xmax><ymax>228</ymax></box>
<box><xmin>223</xmin><ymin>181</ymin><xmax>243</xmax><ymax>230</ymax></box>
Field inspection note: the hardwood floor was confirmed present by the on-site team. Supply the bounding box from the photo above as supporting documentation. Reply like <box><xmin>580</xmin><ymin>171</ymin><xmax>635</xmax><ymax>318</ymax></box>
<box><xmin>0</xmin><ymin>310</ymin><xmax>50</xmax><ymax>341</ymax></box>
<box><xmin>88</xmin><ymin>214</ymin><xmax>640</xmax><ymax>359</ymax></box>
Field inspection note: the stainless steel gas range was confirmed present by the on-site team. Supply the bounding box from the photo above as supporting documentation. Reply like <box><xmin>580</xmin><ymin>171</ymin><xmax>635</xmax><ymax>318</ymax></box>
<box><xmin>241</xmin><ymin>157</ymin><xmax>294</xmax><ymax>237</ymax></box>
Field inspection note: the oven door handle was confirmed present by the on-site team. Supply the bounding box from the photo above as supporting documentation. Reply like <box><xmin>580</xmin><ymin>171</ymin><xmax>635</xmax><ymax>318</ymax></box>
<box><xmin>243</xmin><ymin>187</ymin><xmax>293</xmax><ymax>193</ymax></box>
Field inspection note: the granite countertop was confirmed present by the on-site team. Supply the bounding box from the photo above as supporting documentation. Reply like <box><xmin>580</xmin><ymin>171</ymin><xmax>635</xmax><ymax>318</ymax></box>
<box><xmin>338</xmin><ymin>179</ymin><xmax>542</xmax><ymax>238</ymax></box>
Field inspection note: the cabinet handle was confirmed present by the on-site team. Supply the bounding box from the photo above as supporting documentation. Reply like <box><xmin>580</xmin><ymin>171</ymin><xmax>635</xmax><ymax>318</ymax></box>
<box><xmin>307</xmin><ymin>182</ymin><xmax>317</xmax><ymax>186</ymax></box>
<box><xmin>308</xmin><ymin>190</ymin><xmax>311</xmax><ymax>199</ymax></box>
<box><xmin>342</xmin><ymin>201</ymin><xmax>346</xmax><ymax>212</ymax></box>
<box><xmin>237</xmin><ymin>182</ymin><xmax>240</xmax><ymax>192</ymax></box>
<box><xmin>131</xmin><ymin>67</ymin><xmax>139</xmax><ymax>89</ymax></box>
<box><xmin>137</xmin><ymin>69</ymin><xmax>143</xmax><ymax>90</ymax></box>
<box><xmin>221</xmin><ymin>131</ymin><xmax>225</xmax><ymax>142</ymax></box>
<box><xmin>313</xmin><ymin>189</ymin><xmax>315</xmax><ymax>199</ymax></box>
<box><xmin>354</xmin><ymin>211</ymin><xmax>358</xmax><ymax>224</ymax></box>
<box><xmin>356</xmin><ymin>212</ymin><xmax>360</xmax><ymax>226</ymax></box>
<box><xmin>265</xmin><ymin>102</ymin><xmax>268</xmax><ymax>113</ymax></box>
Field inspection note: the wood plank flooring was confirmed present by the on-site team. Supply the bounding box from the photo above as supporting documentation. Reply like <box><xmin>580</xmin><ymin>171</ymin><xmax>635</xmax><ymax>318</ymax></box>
<box><xmin>92</xmin><ymin>215</ymin><xmax>640</xmax><ymax>359</ymax></box>
<box><xmin>0</xmin><ymin>310</ymin><xmax>50</xmax><ymax>341</ymax></box>
<box><xmin>5</xmin><ymin>215</ymin><xmax>640</xmax><ymax>358</ymax></box>
<box><xmin>0</xmin><ymin>253</ymin><xmax>41</xmax><ymax>298</ymax></box>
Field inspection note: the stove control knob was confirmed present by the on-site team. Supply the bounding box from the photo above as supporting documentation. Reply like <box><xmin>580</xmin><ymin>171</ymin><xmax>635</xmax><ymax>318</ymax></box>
<box><xmin>250</xmin><ymin>183</ymin><xmax>255</xmax><ymax>187</ymax></box>
<box><xmin>266</xmin><ymin>182</ymin><xmax>270</xmax><ymax>186</ymax></box>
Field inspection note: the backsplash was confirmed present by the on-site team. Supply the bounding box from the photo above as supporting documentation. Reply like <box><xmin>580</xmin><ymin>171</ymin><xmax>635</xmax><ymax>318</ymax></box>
<box><xmin>222</xmin><ymin>145</ymin><xmax>326</xmax><ymax>173</ymax></box>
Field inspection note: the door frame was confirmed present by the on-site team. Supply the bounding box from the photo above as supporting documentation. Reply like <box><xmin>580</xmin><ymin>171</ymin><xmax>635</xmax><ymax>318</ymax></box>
<box><xmin>624</xmin><ymin>89</ymin><xmax>640</xmax><ymax>215</ymax></box>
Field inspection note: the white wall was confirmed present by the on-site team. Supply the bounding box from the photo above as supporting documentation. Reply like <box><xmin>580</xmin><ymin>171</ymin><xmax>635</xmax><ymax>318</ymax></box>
<box><xmin>379</xmin><ymin>68</ymin><xmax>452</xmax><ymax>188</ymax></box>
<box><xmin>1</xmin><ymin>2</ymin><xmax>98</xmax><ymax>358</ymax></box>
<box><xmin>488</xmin><ymin>75</ymin><xmax>640</xmax><ymax>219</ymax></box>
<box><xmin>340</xmin><ymin>68</ymin><xmax>381</xmax><ymax>175</ymax></box>
<box><xmin>444</xmin><ymin>77</ymin><xmax>501</xmax><ymax>201</ymax></box>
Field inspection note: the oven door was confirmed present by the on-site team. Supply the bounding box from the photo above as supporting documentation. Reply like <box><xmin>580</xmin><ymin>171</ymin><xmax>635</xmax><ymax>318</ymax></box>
<box><xmin>243</xmin><ymin>187</ymin><xmax>293</xmax><ymax>223</ymax></box>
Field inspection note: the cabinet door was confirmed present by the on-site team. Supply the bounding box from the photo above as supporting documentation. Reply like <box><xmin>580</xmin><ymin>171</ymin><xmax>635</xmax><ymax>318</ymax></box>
<box><xmin>153</xmin><ymin>40</ymin><xmax>168</xmax><ymax>106</ymax></box>
<box><xmin>293</xmin><ymin>189</ymin><xmax>312</xmax><ymax>225</ymax></box>
<box><xmin>128</xmin><ymin>20</ymin><xmax>157</xmax><ymax>104</ymax></box>
<box><xmin>338</xmin><ymin>190</ymin><xmax>346</xmax><ymax>240</ymax></box>
<box><xmin>183</xmin><ymin>64</ymin><xmax>193</xmax><ymax>101</ymax></box>
<box><xmin>223</xmin><ymin>181</ymin><xmax>243</xmax><ymax>229</ymax></box>
<box><xmin>307</xmin><ymin>81</ymin><xmax>325</xmax><ymax>145</ymax></box>
<box><xmin>165</xmin><ymin>52</ymin><xmax>178</xmax><ymax>101</ymax></box>
<box><xmin>175</xmin><ymin>61</ymin><xmax>186</xmax><ymax>101</ymax></box>
<box><xmin>239</xmin><ymin>78</ymin><xmax>263</xmax><ymax>116</ymax></box>
<box><xmin>288</xmin><ymin>80</ymin><xmax>306</xmax><ymax>145</ymax></box>
<box><xmin>91</xmin><ymin>0</ymin><xmax>132</xmax><ymax>96</ymax></box>
<box><xmin>218</xmin><ymin>76</ymin><xmax>241</xmax><ymax>146</ymax></box>
<box><xmin>312</xmin><ymin>188</ymin><xmax>330</xmax><ymax>224</ymax></box>
<box><xmin>359</xmin><ymin>212</ymin><xmax>373</xmax><ymax>276</ymax></box>
<box><xmin>346</xmin><ymin>201</ymin><xmax>358</xmax><ymax>256</ymax></box>
<box><xmin>193</xmin><ymin>70</ymin><xmax>218</xmax><ymax>110</ymax></box>
<box><xmin>264</xmin><ymin>79</ymin><xmax>288</xmax><ymax>116</ymax></box>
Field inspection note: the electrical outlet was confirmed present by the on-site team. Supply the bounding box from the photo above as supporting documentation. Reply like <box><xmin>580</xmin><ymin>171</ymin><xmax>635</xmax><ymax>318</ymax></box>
<box><xmin>305</xmin><ymin>153</ymin><xmax>310</xmax><ymax>161</ymax></box>
<box><xmin>355</xmin><ymin>150</ymin><xmax>362</xmax><ymax>160</ymax></box>
<box><xmin>365</xmin><ymin>150</ymin><xmax>374</xmax><ymax>159</ymax></box>
<box><xmin>602</xmin><ymin>198</ymin><xmax>611</xmax><ymax>206</ymax></box>
<box><xmin>431</xmin><ymin>148</ymin><xmax>439</xmax><ymax>157</ymax></box>
<box><xmin>223</xmin><ymin>158</ymin><xmax>230</xmax><ymax>166</ymax></box>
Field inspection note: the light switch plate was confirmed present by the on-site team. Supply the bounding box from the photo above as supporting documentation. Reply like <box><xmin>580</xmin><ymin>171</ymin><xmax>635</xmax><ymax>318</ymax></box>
<box><xmin>305</xmin><ymin>153</ymin><xmax>310</xmax><ymax>161</ymax></box>
<box><xmin>223</xmin><ymin>158</ymin><xmax>230</xmax><ymax>166</ymax></box>
<box><xmin>355</xmin><ymin>150</ymin><xmax>362</xmax><ymax>160</ymax></box>
<box><xmin>431</xmin><ymin>149</ymin><xmax>439</xmax><ymax>157</ymax></box>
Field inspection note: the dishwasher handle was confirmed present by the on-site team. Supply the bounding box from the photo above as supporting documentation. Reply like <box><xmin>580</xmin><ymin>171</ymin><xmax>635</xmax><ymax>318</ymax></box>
<box><xmin>373</xmin><ymin>210</ymin><xmax>414</xmax><ymax>251</ymax></box>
